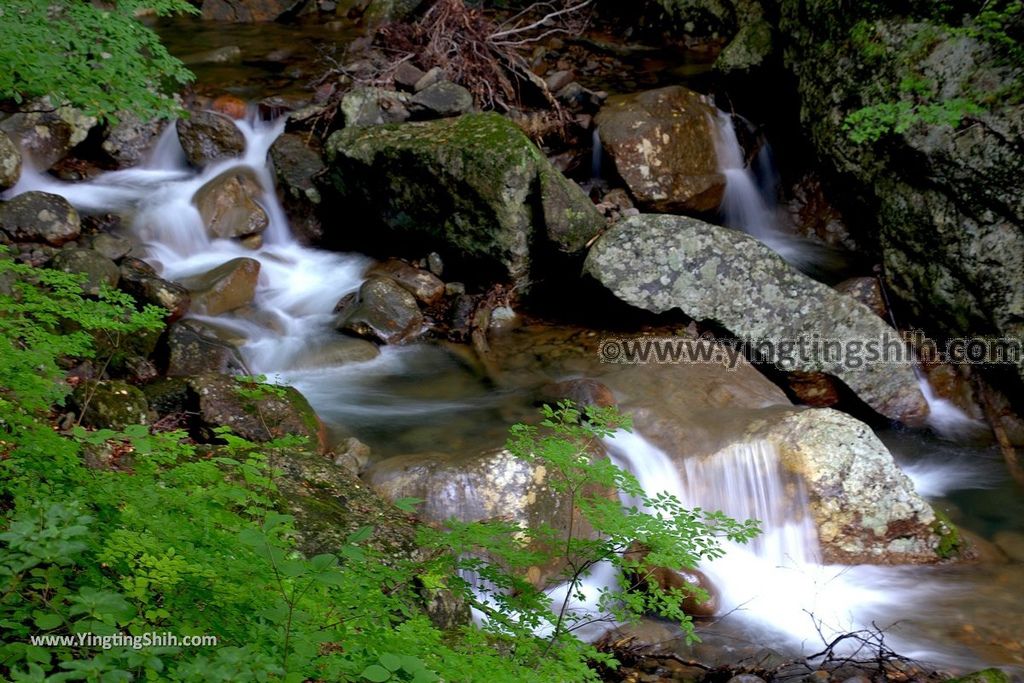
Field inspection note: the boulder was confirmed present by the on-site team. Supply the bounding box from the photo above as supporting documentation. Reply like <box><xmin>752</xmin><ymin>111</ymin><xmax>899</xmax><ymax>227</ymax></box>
<box><xmin>367</xmin><ymin>259</ymin><xmax>445</xmax><ymax>305</ymax></box>
<box><xmin>102</xmin><ymin>113</ymin><xmax>166</xmax><ymax>168</ymax></box>
<box><xmin>166</xmin><ymin>319</ymin><xmax>249</xmax><ymax>377</ymax></box>
<box><xmin>180</xmin><ymin>257</ymin><xmax>261</xmax><ymax>316</ymax></box>
<box><xmin>0</xmin><ymin>191</ymin><xmax>80</xmax><ymax>246</ymax></box>
<box><xmin>0</xmin><ymin>99</ymin><xmax>97</xmax><ymax>169</ymax></box>
<box><xmin>776</xmin><ymin>4</ymin><xmax>1024</xmax><ymax>381</ymax></box>
<box><xmin>323</xmin><ymin>113</ymin><xmax>603</xmax><ymax>287</ymax></box>
<box><xmin>72</xmin><ymin>380</ymin><xmax>151</xmax><ymax>430</ymax></box>
<box><xmin>744</xmin><ymin>409</ymin><xmax>943</xmax><ymax>564</ymax></box>
<box><xmin>0</xmin><ymin>131</ymin><xmax>21</xmax><ymax>190</ymax></box>
<box><xmin>87</xmin><ymin>233</ymin><xmax>133</xmax><ymax>261</ymax></box>
<box><xmin>269</xmin><ymin>133</ymin><xmax>324</xmax><ymax>244</ymax></box>
<box><xmin>51</xmin><ymin>249</ymin><xmax>120</xmax><ymax>296</ymax></box>
<box><xmin>119</xmin><ymin>258</ymin><xmax>191</xmax><ymax>321</ymax></box>
<box><xmin>192</xmin><ymin>169</ymin><xmax>269</xmax><ymax>240</ymax></box>
<box><xmin>594</xmin><ymin>86</ymin><xmax>724</xmax><ymax>213</ymax></box>
<box><xmin>175</xmin><ymin>111</ymin><xmax>246</xmax><ymax>168</ymax></box>
<box><xmin>365</xmin><ymin>447</ymin><xmax>606</xmax><ymax>586</ymax></box>
<box><xmin>336</xmin><ymin>275</ymin><xmax>424</xmax><ymax>344</ymax></box>
<box><xmin>341</xmin><ymin>87</ymin><xmax>411</xmax><ymax>128</ymax></box>
<box><xmin>393</xmin><ymin>62</ymin><xmax>426</xmax><ymax>91</ymax></box>
<box><xmin>585</xmin><ymin>214</ymin><xmax>928</xmax><ymax>423</ymax></box>
<box><xmin>409</xmin><ymin>81</ymin><xmax>473</xmax><ymax>118</ymax></box>
<box><xmin>186</xmin><ymin>374</ymin><xmax>326</xmax><ymax>451</ymax></box>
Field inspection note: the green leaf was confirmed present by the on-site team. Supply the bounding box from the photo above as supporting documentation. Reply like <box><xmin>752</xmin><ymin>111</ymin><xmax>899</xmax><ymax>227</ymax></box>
<box><xmin>361</xmin><ymin>664</ymin><xmax>392</xmax><ymax>682</ymax></box>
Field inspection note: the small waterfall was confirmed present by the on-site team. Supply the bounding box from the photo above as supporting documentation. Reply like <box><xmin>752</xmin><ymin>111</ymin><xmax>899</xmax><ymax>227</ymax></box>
<box><xmin>713</xmin><ymin>112</ymin><xmax>834</xmax><ymax>276</ymax></box>
<box><xmin>591</xmin><ymin>127</ymin><xmax>603</xmax><ymax>181</ymax></box>
<box><xmin>915</xmin><ymin>372</ymin><xmax>987</xmax><ymax>442</ymax></box>
<box><xmin>604</xmin><ymin>432</ymin><xmax>949</xmax><ymax>659</ymax></box>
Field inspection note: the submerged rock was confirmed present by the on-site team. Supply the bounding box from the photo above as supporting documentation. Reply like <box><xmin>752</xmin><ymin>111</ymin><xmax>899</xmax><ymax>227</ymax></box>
<box><xmin>336</xmin><ymin>275</ymin><xmax>424</xmax><ymax>344</ymax></box>
<box><xmin>186</xmin><ymin>374</ymin><xmax>326</xmax><ymax>451</ymax></box>
<box><xmin>324</xmin><ymin>113</ymin><xmax>603</xmax><ymax>287</ymax></box>
<box><xmin>180</xmin><ymin>257</ymin><xmax>261</xmax><ymax>316</ymax></box>
<box><xmin>745</xmin><ymin>409</ymin><xmax>942</xmax><ymax>563</ymax></box>
<box><xmin>0</xmin><ymin>131</ymin><xmax>21</xmax><ymax>190</ymax></box>
<box><xmin>192</xmin><ymin>169</ymin><xmax>269</xmax><ymax>240</ymax></box>
<box><xmin>585</xmin><ymin>214</ymin><xmax>928</xmax><ymax>423</ymax></box>
<box><xmin>594</xmin><ymin>86</ymin><xmax>724</xmax><ymax>213</ymax></box>
<box><xmin>176</xmin><ymin>111</ymin><xmax>246</xmax><ymax>168</ymax></box>
<box><xmin>0</xmin><ymin>191</ymin><xmax>80</xmax><ymax>246</ymax></box>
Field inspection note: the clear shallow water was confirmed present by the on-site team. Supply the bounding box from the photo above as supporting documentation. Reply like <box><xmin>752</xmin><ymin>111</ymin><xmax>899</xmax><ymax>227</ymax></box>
<box><xmin>5</xmin><ymin>113</ymin><xmax>1022</xmax><ymax>674</ymax></box>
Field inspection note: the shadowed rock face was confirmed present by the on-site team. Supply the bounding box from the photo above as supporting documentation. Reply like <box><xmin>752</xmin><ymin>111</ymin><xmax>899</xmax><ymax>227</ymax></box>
<box><xmin>595</xmin><ymin>86</ymin><xmax>725</xmax><ymax>213</ymax></box>
<box><xmin>776</xmin><ymin>3</ymin><xmax>1024</xmax><ymax>382</ymax></box>
<box><xmin>584</xmin><ymin>214</ymin><xmax>928</xmax><ymax>423</ymax></box>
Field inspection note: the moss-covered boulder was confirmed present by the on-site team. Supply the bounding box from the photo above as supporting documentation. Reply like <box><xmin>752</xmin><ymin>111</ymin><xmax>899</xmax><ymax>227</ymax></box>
<box><xmin>73</xmin><ymin>380</ymin><xmax>151</xmax><ymax>430</ymax></box>
<box><xmin>323</xmin><ymin>113</ymin><xmax>603</xmax><ymax>288</ymax></box>
<box><xmin>186</xmin><ymin>374</ymin><xmax>327</xmax><ymax>452</ymax></box>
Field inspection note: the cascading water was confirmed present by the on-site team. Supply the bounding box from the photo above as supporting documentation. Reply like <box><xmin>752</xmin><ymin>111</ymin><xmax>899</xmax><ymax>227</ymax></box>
<box><xmin>915</xmin><ymin>372</ymin><xmax>987</xmax><ymax>443</ymax></box>
<box><xmin>602</xmin><ymin>431</ymin><xmax>986</xmax><ymax>664</ymax></box>
<box><xmin>2</xmin><ymin>116</ymin><xmax>491</xmax><ymax>439</ymax></box>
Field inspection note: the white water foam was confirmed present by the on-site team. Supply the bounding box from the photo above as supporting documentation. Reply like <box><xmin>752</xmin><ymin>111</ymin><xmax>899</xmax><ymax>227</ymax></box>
<box><xmin>915</xmin><ymin>372</ymin><xmax>988</xmax><ymax>443</ymax></box>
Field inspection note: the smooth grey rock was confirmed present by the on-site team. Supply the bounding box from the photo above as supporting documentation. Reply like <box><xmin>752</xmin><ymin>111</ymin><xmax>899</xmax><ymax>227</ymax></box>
<box><xmin>409</xmin><ymin>81</ymin><xmax>473</xmax><ymax>118</ymax></box>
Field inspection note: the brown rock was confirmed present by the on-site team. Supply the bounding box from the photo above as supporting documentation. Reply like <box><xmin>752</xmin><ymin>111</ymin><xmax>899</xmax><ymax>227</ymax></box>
<box><xmin>367</xmin><ymin>259</ymin><xmax>444</xmax><ymax>305</ymax></box>
<box><xmin>180</xmin><ymin>257</ymin><xmax>261</xmax><ymax>315</ymax></box>
<box><xmin>595</xmin><ymin>86</ymin><xmax>724</xmax><ymax>213</ymax></box>
<box><xmin>623</xmin><ymin>543</ymin><xmax>720</xmax><ymax>617</ymax></box>
<box><xmin>786</xmin><ymin>371</ymin><xmax>841</xmax><ymax>407</ymax></box>
<box><xmin>176</xmin><ymin>111</ymin><xmax>246</xmax><ymax>168</ymax></box>
<box><xmin>538</xmin><ymin>379</ymin><xmax>617</xmax><ymax>410</ymax></box>
<box><xmin>835</xmin><ymin>276</ymin><xmax>887</xmax><ymax>320</ymax></box>
<box><xmin>192</xmin><ymin>169</ymin><xmax>269</xmax><ymax>240</ymax></box>
<box><xmin>335</xmin><ymin>275</ymin><xmax>424</xmax><ymax>344</ymax></box>
<box><xmin>212</xmin><ymin>95</ymin><xmax>248</xmax><ymax>120</ymax></box>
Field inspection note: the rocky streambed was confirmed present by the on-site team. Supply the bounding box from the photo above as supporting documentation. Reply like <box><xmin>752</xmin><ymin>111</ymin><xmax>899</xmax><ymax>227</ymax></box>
<box><xmin>2</xmin><ymin>1</ymin><xmax>1024</xmax><ymax>677</ymax></box>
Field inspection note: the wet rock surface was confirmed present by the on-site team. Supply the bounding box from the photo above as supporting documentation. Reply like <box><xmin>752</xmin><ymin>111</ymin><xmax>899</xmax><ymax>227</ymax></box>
<box><xmin>193</xmin><ymin>169</ymin><xmax>269</xmax><ymax>240</ymax></box>
<box><xmin>269</xmin><ymin>133</ymin><xmax>324</xmax><ymax>244</ymax></box>
<box><xmin>176</xmin><ymin>111</ymin><xmax>246</xmax><ymax>168</ymax></box>
<box><xmin>119</xmin><ymin>258</ymin><xmax>191</xmax><ymax>321</ymax></box>
<box><xmin>180</xmin><ymin>257</ymin><xmax>261</xmax><ymax>315</ymax></box>
<box><xmin>335</xmin><ymin>275</ymin><xmax>424</xmax><ymax>344</ymax></box>
<box><xmin>595</xmin><ymin>86</ymin><xmax>724</xmax><ymax>213</ymax></box>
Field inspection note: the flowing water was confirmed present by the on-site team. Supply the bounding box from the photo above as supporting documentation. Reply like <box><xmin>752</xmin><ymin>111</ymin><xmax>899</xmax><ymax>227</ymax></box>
<box><xmin>5</xmin><ymin>116</ymin><xmax>1023</xmax><ymax>673</ymax></box>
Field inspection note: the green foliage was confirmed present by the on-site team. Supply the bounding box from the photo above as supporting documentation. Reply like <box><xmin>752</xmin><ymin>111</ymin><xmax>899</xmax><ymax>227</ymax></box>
<box><xmin>0</xmin><ymin>257</ymin><xmax>756</xmax><ymax>682</ymax></box>
<box><xmin>0</xmin><ymin>0</ymin><xmax>196</xmax><ymax>121</ymax></box>
<box><xmin>843</xmin><ymin>3</ymin><xmax>1021</xmax><ymax>143</ymax></box>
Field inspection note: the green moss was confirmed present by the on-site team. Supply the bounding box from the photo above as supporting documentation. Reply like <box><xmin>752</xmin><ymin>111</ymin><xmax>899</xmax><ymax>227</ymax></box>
<box><xmin>948</xmin><ymin>668</ymin><xmax>1012</xmax><ymax>683</ymax></box>
<box><xmin>932</xmin><ymin>507</ymin><xmax>964</xmax><ymax>559</ymax></box>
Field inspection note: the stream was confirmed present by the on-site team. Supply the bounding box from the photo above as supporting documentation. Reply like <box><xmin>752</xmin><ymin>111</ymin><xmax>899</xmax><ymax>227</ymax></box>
<box><xmin>3</xmin><ymin>18</ymin><xmax>1023</xmax><ymax>674</ymax></box>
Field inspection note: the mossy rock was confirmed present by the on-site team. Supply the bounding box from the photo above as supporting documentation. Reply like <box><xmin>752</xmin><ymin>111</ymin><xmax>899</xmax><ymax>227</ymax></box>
<box><xmin>72</xmin><ymin>380</ymin><xmax>151</xmax><ymax>430</ymax></box>
<box><xmin>323</xmin><ymin>113</ymin><xmax>602</xmax><ymax>288</ymax></box>
<box><xmin>948</xmin><ymin>669</ymin><xmax>1012</xmax><ymax>683</ymax></box>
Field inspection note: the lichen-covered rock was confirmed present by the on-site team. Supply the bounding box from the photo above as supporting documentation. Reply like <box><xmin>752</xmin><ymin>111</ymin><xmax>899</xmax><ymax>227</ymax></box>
<box><xmin>119</xmin><ymin>258</ymin><xmax>191</xmax><ymax>321</ymax></box>
<box><xmin>269</xmin><ymin>133</ymin><xmax>324</xmax><ymax>244</ymax></box>
<box><xmin>776</xmin><ymin>3</ymin><xmax>1024</xmax><ymax>381</ymax></box>
<box><xmin>584</xmin><ymin>214</ymin><xmax>927</xmax><ymax>422</ymax></box>
<box><xmin>323</xmin><ymin>113</ymin><xmax>603</xmax><ymax>287</ymax></box>
<box><xmin>340</xmin><ymin>87</ymin><xmax>411</xmax><ymax>128</ymax></box>
<box><xmin>51</xmin><ymin>249</ymin><xmax>120</xmax><ymax>296</ymax></box>
<box><xmin>715</xmin><ymin>16</ymin><xmax>773</xmax><ymax>73</ymax></box>
<box><xmin>336</xmin><ymin>275</ymin><xmax>424</xmax><ymax>344</ymax></box>
<box><xmin>73</xmin><ymin>380</ymin><xmax>151</xmax><ymax>430</ymax></box>
<box><xmin>0</xmin><ymin>131</ymin><xmax>21</xmax><ymax>190</ymax></box>
<box><xmin>180</xmin><ymin>257</ymin><xmax>261</xmax><ymax>316</ymax></box>
<box><xmin>176</xmin><ymin>111</ymin><xmax>246</xmax><ymax>168</ymax></box>
<box><xmin>0</xmin><ymin>191</ymin><xmax>80</xmax><ymax>246</ymax></box>
<box><xmin>192</xmin><ymin>169</ymin><xmax>269</xmax><ymax>240</ymax></box>
<box><xmin>166</xmin><ymin>319</ymin><xmax>248</xmax><ymax>376</ymax></box>
<box><xmin>186</xmin><ymin>374</ymin><xmax>326</xmax><ymax>451</ymax></box>
<box><xmin>0</xmin><ymin>99</ymin><xmax>97</xmax><ymax>170</ymax></box>
<box><xmin>102</xmin><ymin>113</ymin><xmax>166</xmax><ymax>168</ymax></box>
<box><xmin>744</xmin><ymin>409</ymin><xmax>942</xmax><ymax>564</ymax></box>
<box><xmin>594</xmin><ymin>86</ymin><xmax>724</xmax><ymax>213</ymax></box>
